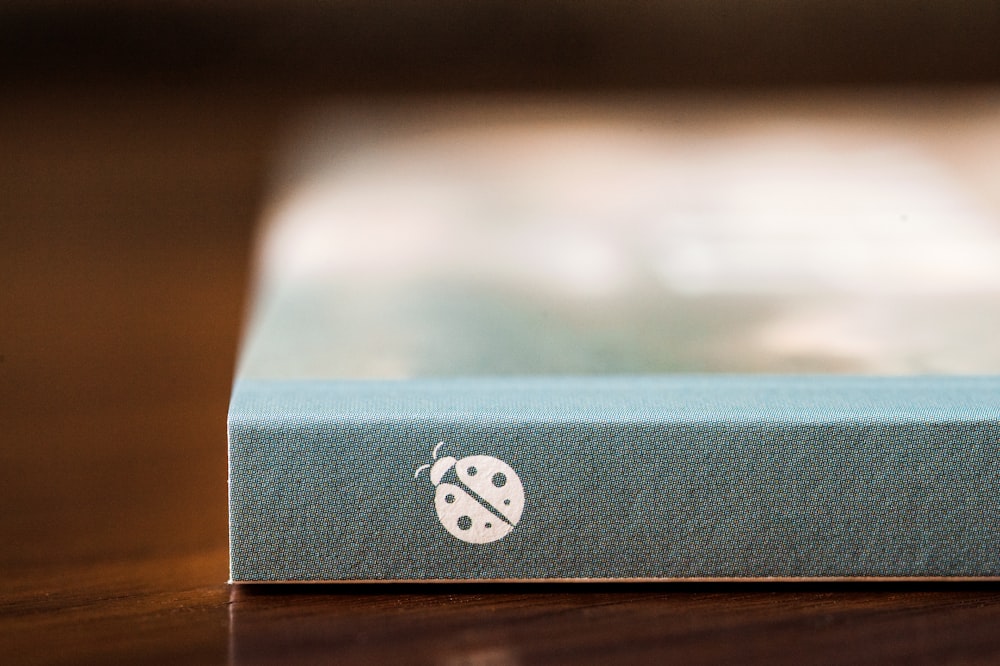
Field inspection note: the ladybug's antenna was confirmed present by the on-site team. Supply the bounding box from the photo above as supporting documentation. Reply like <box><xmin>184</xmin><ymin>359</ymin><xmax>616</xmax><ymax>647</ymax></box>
<box><xmin>414</xmin><ymin>464</ymin><xmax>431</xmax><ymax>480</ymax></box>
<box><xmin>432</xmin><ymin>441</ymin><xmax>445</xmax><ymax>459</ymax></box>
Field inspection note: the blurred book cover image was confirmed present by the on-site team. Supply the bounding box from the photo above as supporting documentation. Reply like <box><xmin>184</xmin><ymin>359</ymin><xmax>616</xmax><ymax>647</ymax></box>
<box><xmin>229</xmin><ymin>97</ymin><xmax>1000</xmax><ymax>582</ymax></box>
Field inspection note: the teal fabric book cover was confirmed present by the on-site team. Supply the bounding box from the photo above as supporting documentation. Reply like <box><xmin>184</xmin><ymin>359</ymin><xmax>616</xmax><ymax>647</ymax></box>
<box><xmin>229</xmin><ymin>99</ymin><xmax>1000</xmax><ymax>581</ymax></box>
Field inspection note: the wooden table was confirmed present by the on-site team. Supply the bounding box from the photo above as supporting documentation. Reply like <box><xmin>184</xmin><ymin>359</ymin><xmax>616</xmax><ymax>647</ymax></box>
<box><xmin>5</xmin><ymin>88</ymin><xmax>1000</xmax><ymax>665</ymax></box>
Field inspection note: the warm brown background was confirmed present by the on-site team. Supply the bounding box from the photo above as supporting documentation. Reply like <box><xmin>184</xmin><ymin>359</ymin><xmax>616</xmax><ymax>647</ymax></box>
<box><xmin>3</xmin><ymin>0</ymin><xmax>1000</xmax><ymax>91</ymax></box>
<box><xmin>4</xmin><ymin>3</ymin><xmax>1000</xmax><ymax>664</ymax></box>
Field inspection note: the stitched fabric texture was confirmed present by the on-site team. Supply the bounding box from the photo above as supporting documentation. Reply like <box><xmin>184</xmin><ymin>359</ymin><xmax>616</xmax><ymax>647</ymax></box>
<box><xmin>228</xmin><ymin>375</ymin><xmax>1000</xmax><ymax>581</ymax></box>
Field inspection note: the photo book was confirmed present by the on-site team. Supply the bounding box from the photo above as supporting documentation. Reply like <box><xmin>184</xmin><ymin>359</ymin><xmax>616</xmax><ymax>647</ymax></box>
<box><xmin>229</xmin><ymin>95</ymin><xmax>1000</xmax><ymax>581</ymax></box>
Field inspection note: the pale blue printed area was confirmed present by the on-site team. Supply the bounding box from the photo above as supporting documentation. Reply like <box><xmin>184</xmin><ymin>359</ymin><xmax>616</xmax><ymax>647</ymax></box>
<box><xmin>236</xmin><ymin>278</ymin><xmax>1000</xmax><ymax>380</ymax></box>
<box><xmin>229</xmin><ymin>376</ymin><xmax>1000</xmax><ymax>580</ymax></box>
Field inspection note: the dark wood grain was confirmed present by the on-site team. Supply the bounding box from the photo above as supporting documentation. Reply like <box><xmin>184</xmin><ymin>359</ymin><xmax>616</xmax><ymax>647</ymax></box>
<box><xmin>6</xmin><ymin>87</ymin><xmax>1000</xmax><ymax>665</ymax></box>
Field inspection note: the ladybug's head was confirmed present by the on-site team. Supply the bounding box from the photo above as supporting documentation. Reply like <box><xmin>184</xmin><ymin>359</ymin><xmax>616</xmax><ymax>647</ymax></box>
<box><xmin>413</xmin><ymin>441</ymin><xmax>454</xmax><ymax>485</ymax></box>
<box><xmin>429</xmin><ymin>456</ymin><xmax>457</xmax><ymax>485</ymax></box>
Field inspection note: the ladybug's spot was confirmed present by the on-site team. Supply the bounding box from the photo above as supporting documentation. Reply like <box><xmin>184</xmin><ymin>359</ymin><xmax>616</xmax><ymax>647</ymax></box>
<box><xmin>457</xmin><ymin>516</ymin><xmax>472</xmax><ymax>531</ymax></box>
<box><xmin>492</xmin><ymin>472</ymin><xmax>507</xmax><ymax>488</ymax></box>
<box><xmin>503</xmin><ymin>499</ymin><xmax>511</xmax><ymax>506</ymax></box>
<box><xmin>445</xmin><ymin>494</ymin><xmax>456</xmax><ymax>504</ymax></box>
<box><xmin>467</xmin><ymin>466</ymin><xmax>477</xmax><ymax>476</ymax></box>
<box><xmin>485</xmin><ymin>523</ymin><xmax>492</xmax><ymax>529</ymax></box>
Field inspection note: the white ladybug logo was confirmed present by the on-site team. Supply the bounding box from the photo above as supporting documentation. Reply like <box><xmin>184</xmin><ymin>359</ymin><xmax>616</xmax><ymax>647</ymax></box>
<box><xmin>415</xmin><ymin>442</ymin><xmax>525</xmax><ymax>544</ymax></box>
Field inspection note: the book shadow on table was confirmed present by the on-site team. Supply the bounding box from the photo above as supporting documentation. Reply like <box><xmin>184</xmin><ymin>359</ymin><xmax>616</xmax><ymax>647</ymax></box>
<box><xmin>227</xmin><ymin>579</ymin><xmax>1000</xmax><ymax>663</ymax></box>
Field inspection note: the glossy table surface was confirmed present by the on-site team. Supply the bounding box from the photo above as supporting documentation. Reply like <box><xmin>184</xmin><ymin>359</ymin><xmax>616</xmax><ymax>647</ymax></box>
<box><xmin>5</xmin><ymin>88</ymin><xmax>1000</xmax><ymax>665</ymax></box>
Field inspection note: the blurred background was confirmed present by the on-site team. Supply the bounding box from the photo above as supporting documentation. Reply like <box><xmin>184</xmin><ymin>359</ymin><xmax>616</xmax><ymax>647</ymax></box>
<box><xmin>0</xmin><ymin>0</ymin><xmax>1000</xmax><ymax>92</ymax></box>
<box><xmin>4</xmin><ymin>0</ymin><xmax>1000</xmax><ymax>90</ymax></box>
<box><xmin>3</xmin><ymin>2</ymin><xmax>1000</xmax><ymax>663</ymax></box>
